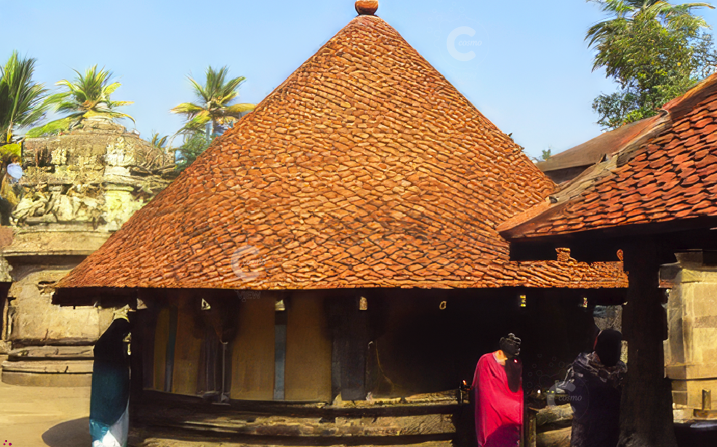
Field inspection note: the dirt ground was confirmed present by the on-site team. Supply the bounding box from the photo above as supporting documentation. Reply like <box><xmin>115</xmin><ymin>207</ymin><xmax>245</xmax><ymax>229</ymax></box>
<box><xmin>0</xmin><ymin>381</ymin><xmax>91</xmax><ymax>446</ymax></box>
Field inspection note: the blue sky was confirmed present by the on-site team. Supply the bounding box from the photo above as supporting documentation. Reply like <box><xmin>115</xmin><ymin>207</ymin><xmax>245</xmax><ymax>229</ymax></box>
<box><xmin>2</xmin><ymin>0</ymin><xmax>717</xmax><ymax>159</ymax></box>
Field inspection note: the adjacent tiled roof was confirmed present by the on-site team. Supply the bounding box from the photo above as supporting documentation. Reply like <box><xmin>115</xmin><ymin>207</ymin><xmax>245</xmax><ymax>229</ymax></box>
<box><xmin>537</xmin><ymin>116</ymin><xmax>657</xmax><ymax>173</ymax></box>
<box><xmin>56</xmin><ymin>15</ymin><xmax>626</xmax><ymax>291</ymax></box>
<box><xmin>501</xmin><ymin>73</ymin><xmax>717</xmax><ymax>240</ymax></box>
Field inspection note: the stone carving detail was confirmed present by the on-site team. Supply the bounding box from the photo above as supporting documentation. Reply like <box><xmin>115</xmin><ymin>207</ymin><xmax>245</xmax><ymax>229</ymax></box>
<box><xmin>50</xmin><ymin>147</ymin><xmax>67</xmax><ymax>165</ymax></box>
<box><xmin>105</xmin><ymin>137</ymin><xmax>136</xmax><ymax>167</ymax></box>
<box><xmin>13</xmin><ymin>183</ymin><xmax>104</xmax><ymax>226</ymax></box>
<box><xmin>9</xmin><ymin>121</ymin><xmax>176</xmax><ymax>231</ymax></box>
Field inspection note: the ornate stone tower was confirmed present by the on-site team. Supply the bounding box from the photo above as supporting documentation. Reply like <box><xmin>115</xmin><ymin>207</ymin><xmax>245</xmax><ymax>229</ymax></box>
<box><xmin>0</xmin><ymin>117</ymin><xmax>175</xmax><ymax>386</ymax></box>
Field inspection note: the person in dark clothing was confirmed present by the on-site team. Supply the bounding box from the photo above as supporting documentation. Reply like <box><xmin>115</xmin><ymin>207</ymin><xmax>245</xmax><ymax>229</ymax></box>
<box><xmin>90</xmin><ymin>306</ymin><xmax>133</xmax><ymax>447</ymax></box>
<box><xmin>562</xmin><ymin>329</ymin><xmax>626</xmax><ymax>447</ymax></box>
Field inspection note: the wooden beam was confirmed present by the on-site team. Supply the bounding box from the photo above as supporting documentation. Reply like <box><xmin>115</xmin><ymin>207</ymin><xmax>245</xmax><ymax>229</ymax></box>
<box><xmin>508</xmin><ymin>216</ymin><xmax>717</xmax><ymax>263</ymax></box>
<box><xmin>619</xmin><ymin>239</ymin><xmax>676</xmax><ymax>447</ymax></box>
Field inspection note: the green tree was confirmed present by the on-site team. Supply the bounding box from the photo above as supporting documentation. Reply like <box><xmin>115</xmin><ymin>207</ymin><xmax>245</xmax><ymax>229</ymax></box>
<box><xmin>540</xmin><ymin>148</ymin><xmax>552</xmax><ymax>161</ymax></box>
<box><xmin>27</xmin><ymin>65</ymin><xmax>134</xmax><ymax>137</ymax></box>
<box><xmin>175</xmin><ymin>132</ymin><xmax>212</xmax><ymax>171</ymax></box>
<box><xmin>171</xmin><ymin>66</ymin><xmax>254</xmax><ymax>139</ymax></box>
<box><xmin>588</xmin><ymin>0</ymin><xmax>717</xmax><ymax>129</ymax></box>
<box><xmin>531</xmin><ymin>147</ymin><xmax>553</xmax><ymax>163</ymax></box>
<box><xmin>0</xmin><ymin>51</ymin><xmax>48</xmax><ymax>143</ymax></box>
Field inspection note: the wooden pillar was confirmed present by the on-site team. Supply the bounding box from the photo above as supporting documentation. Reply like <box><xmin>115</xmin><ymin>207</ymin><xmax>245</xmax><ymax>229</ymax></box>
<box><xmin>328</xmin><ymin>296</ymin><xmax>369</xmax><ymax>402</ymax></box>
<box><xmin>619</xmin><ymin>239</ymin><xmax>676</xmax><ymax>447</ymax></box>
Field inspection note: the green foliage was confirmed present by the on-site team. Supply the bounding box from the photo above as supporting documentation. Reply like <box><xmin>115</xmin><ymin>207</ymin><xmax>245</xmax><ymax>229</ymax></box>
<box><xmin>0</xmin><ymin>143</ymin><xmax>22</xmax><ymax>160</ymax></box>
<box><xmin>171</xmin><ymin>66</ymin><xmax>254</xmax><ymax>138</ymax></box>
<box><xmin>531</xmin><ymin>147</ymin><xmax>553</xmax><ymax>163</ymax></box>
<box><xmin>588</xmin><ymin>0</ymin><xmax>717</xmax><ymax>129</ymax></box>
<box><xmin>149</xmin><ymin>132</ymin><xmax>169</xmax><ymax>150</ymax></box>
<box><xmin>25</xmin><ymin>117</ymin><xmax>74</xmax><ymax>138</ymax></box>
<box><xmin>28</xmin><ymin>65</ymin><xmax>134</xmax><ymax>136</ymax></box>
<box><xmin>0</xmin><ymin>51</ymin><xmax>48</xmax><ymax>143</ymax></box>
<box><xmin>175</xmin><ymin>131</ymin><xmax>213</xmax><ymax>171</ymax></box>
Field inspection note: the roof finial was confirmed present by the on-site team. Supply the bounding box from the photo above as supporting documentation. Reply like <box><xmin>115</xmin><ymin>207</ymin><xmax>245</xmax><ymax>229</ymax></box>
<box><xmin>356</xmin><ymin>0</ymin><xmax>378</xmax><ymax>16</ymax></box>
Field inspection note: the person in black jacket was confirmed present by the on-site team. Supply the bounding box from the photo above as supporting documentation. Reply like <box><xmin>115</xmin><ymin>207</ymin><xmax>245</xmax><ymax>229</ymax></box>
<box><xmin>563</xmin><ymin>329</ymin><xmax>626</xmax><ymax>447</ymax></box>
<box><xmin>89</xmin><ymin>306</ymin><xmax>133</xmax><ymax>447</ymax></box>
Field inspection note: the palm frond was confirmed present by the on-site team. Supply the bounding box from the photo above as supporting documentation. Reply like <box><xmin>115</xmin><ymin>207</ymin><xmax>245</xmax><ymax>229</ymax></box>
<box><xmin>0</xmin><ymin>51</ymin><xmax>49</xmax><ymax>142</ymax></box>
<box><xmin>224</xmin><ymin>103</ymin><xmax>255</xmax><ymax>115</ymax></box>
<box><xmin>25</xmin><ymin>116</ymin><xmax>75</xmax><ymax>138</ymax></box>
<box><xmin>150</xmin><ymin>132</ymin><xmax>169</xmax><ymax>149</ymax></box>
<box><xmin>170</xmin><ymin>102</ymin><xmax>205</xmax><ymax>116</ymax></box>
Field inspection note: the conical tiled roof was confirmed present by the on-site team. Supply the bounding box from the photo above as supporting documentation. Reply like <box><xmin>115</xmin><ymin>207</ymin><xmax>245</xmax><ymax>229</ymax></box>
<box><xmin>56</xmin><ymin>14</ymin><xmax>626</xmax><ymax>292</ymax></box>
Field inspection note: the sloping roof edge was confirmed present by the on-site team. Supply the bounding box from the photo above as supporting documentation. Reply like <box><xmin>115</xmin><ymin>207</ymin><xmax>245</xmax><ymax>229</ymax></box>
<box><xmin>536</xmin><ymin>117</ymin><xmax>657</xmax><ymax>173</ymax></box>
<box><xmin>499</xmin><ymin>112</ymin><xmax>673</xmax><ymax>239</ymax></box>
<box><xmin>500</xmin><ymin>73</ymin><xmax>717</xmax><ymax>241</ymax></box>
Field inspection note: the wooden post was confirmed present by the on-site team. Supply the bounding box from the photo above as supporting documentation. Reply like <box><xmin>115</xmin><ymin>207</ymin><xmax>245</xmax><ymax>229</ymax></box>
<box><xmin>619</xmin><ymin>239</ymin><xmax>676</xmax><ymax>447</ymax></box>
<box><xmin>328</xmin><ymin>296</ymin><xmax>368</xmax><ymax>401</ymax></box>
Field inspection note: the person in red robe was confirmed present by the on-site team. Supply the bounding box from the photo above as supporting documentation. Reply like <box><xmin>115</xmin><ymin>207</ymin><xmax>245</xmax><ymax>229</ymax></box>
<box><xmin>472</xmin><ymin>333</ymin><xmax>524</xmax><ymax>447</ymax></box>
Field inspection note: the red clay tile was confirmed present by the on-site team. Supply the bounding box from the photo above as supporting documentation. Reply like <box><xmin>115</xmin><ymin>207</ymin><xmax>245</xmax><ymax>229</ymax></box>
<box><xmin>502</xmin><ymin>72</ymin><xmax>717</xmax><ymax>240</ymax></box>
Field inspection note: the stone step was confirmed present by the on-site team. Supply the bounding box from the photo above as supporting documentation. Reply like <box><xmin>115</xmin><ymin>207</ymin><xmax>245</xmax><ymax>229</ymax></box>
<box><xmin>132</xmin><ymin>391</ymin><xmax>461</xmax><ymax>445</ymax></box>
<box><xmin>7</xmin><ymin>345</ymin><xmax>94</xmax><ymax>360</ymax></box>
<box><xmin>129</xmin><ymin>428</ymin><xmax>454</xmax><ymax>447</ymax></box>
<box><xmin>131</xmin><ymin>435</ymin><xmax>452</xmax><ymax>447</ymax></box>
<box><xmin>2</xmin><ymin>356</ymin><xmax>94</xmax><ymax>386</ymax></box>
<box><xmin>2</xmin><ymin>359</ymin><xmax>93</xmax><ymax>374</ymax></box>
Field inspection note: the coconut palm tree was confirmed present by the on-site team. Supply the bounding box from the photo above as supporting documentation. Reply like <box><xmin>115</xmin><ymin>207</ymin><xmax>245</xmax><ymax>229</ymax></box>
<box><xmin>27</xmin><ymin>65</ymin><xmax>134</xmax><ymax>137</ymax></box>
<box><xmin>0</xmin><ymin>51</ymin><xmax>48</xmax><ymax>143</ymax></box>
<box><xmin>171</xmin><ymin>66</ymin><xmax>254</xmax><ymax>139</ymax></box>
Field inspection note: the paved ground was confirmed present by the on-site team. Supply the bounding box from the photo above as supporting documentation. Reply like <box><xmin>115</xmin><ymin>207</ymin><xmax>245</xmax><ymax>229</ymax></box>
<box><xmin>0</xmin><ymin>381</ymin><xmax>91</xmax><ymax>446</ymax></box>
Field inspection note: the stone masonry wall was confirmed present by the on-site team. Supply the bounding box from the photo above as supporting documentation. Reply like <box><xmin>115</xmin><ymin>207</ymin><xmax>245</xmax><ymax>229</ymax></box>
<box><xmin>664</xmin><ymin>255</ymin><xmax>717</xmax><ymax>409</ymax></box>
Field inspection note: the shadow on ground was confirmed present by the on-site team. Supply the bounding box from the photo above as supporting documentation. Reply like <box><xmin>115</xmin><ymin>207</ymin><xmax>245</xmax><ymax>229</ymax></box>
<box><xmin>42</xmin><ymin>417</ymin><xmax>91</xmax><ymax>447</ymax></box>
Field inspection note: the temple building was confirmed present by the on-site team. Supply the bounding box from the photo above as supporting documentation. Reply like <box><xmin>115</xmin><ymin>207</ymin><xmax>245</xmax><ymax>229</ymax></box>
<box><xmin>0</xmin><ymin>117</ymin><xmax>174</xmax><ymax>386</ymax></box>
<box><xmin>54</xmin><ymin>1</ymin><xmax>627</xmax><ymax>445</ymax></box>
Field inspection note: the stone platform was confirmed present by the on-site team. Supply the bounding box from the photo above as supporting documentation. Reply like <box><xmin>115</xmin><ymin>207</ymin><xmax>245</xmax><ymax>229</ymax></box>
<box><xmin>1</xmin><ymin>345</ymin><xmax>93</xmax><ymax>386</ymax></box>
<box><xmin>129</xmin><ymin>390</ymin><xmax>464</xmax><ymax>447</ymax></box>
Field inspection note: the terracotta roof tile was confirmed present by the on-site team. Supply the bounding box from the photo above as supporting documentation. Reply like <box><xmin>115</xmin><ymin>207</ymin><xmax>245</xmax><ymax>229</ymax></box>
<box><xmin>537</xmin><ymin>117</ymin><xmax>658</xmax><ymax>174</ymax></box>
<box><xmin>501</xmin><ymin>73</ymin><xmax>717</xmax><ymax>240</ymax></box>
<box><xmin>56</xmin><ymin>15</ymin><xmax>625</xmax><ymax>293</ymax></box>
